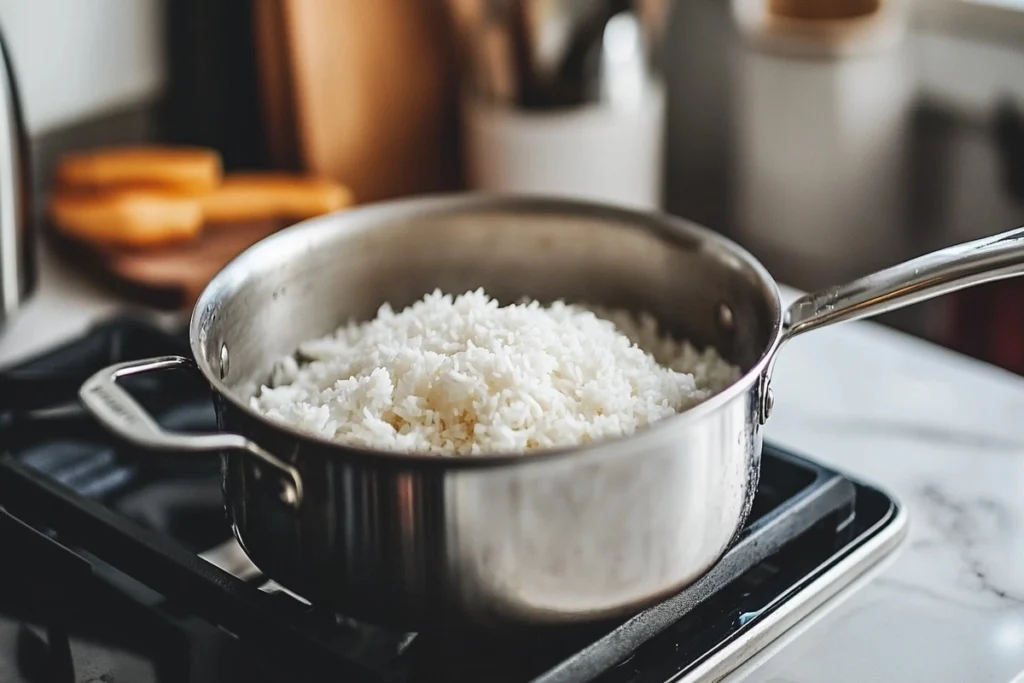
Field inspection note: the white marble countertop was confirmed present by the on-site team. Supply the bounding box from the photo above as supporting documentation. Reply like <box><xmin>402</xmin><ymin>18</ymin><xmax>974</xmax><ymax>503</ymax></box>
<box><xmin>728</xmin><ymin>304</ymin><xmax>1024</xmax><ymax>683</ymax></box>
<box><xmin>4</xmin><ymin>243</ymin><xmax>1024</xmax><ymax>683</ymax></box>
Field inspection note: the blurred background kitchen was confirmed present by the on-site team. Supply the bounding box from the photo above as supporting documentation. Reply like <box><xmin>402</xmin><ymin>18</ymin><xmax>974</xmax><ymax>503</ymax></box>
<box><xmin>1</xmin><ymin>0</ymin><xmax>1023</xmax><ymax>373</ymax></box>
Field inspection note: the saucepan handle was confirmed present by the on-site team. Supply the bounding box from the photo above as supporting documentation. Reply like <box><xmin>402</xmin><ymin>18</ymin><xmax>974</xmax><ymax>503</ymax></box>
<box><xmin>782</xmin><ymin>226</ymin><xmax>1024</xmax><ymax>343</ymax></box>
<box><xmin>79</xmin><ymin>355</ymin><xmax>303</xmax><ymax>508</ymax></box>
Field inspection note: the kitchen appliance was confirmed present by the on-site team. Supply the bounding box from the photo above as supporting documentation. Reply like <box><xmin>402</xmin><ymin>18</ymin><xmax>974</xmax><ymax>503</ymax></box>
<box><xmin>0</xmin><ymin>314</ymin><xmax>907</xmax><ymax>682</ymax></box>
<box><xmin>0</xmin><ymin>24</ymin><xmax>34</xmax><ymax>327</ymax></box>
<box><xmin>76</xmin><ymin>194</ymin><xmax>1022</xmax><ymax>629</ymax></box>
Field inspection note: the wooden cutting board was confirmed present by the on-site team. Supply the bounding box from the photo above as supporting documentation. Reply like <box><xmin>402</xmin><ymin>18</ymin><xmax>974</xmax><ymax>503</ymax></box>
<box><xmin>46</xmin><ymin>219</ymin><xmax>284</xmax><ymax>310</ymax></box>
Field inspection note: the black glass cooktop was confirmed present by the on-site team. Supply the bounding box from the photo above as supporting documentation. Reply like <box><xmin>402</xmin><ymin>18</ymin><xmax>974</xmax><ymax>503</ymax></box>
<box><xmin>0</xmin><ymin>316</ymin><xmax>904</xmax><ymax>683</ymax></box>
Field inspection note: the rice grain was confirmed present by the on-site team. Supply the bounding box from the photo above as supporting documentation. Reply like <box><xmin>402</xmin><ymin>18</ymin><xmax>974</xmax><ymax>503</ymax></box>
<box><xmin>250</xmin><ymin>289</ymin><xmax>740</xmax><ymax>455</ymax></box>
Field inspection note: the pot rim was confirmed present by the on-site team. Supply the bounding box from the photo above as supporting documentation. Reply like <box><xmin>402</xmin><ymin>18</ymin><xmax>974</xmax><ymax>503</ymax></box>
<box><xmin>188</xmin><ymin>192</ymin><xmax>785</xmax><ymax>466</ymax></box>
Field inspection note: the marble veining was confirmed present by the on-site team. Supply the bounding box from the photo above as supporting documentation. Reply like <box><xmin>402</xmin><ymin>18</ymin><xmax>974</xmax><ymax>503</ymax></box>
<box><xmin>915</xmin><ymin>484</ymin><xmax>1023</xmax><ymax>607</ymax></box>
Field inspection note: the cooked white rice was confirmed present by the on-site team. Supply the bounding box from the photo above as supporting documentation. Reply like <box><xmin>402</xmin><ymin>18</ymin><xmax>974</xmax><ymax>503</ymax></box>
<box><xmin>250</xmin><ymin>289</ymin><xmax>740</xmax><ymax>455</ymax></box>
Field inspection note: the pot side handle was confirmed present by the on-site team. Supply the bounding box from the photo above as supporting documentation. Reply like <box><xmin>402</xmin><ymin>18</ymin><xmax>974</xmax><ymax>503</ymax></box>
<box><xmin>79</xmin><ymin>355</ymin><xmax>303</xmax><ymax>508</ymax></box>
<box><xmin>783</xmin><ymin>225</ymin><xmax>1024</xmax><ymax>342</ymax></box>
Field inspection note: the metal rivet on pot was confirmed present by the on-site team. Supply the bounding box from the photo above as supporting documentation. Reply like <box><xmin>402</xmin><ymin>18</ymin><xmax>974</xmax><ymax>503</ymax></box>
<box><xmin>252</xmin><ymin>465</ymin><xmax>263</xmax><ymax>481</ymax></box>
<box><xmin>716</xmin><ymin>302</ymin><xmax>735</xmax><ymax>332</ymax></box>
<box><xmin>280</xmin><ymin>481</ymin><xmax>298</xmax><ymax>507</ymax></box>
<box><xmin>763</xmin><ymin>387</ymin><xmax>775</xmax><ymax>422</ymax></box>
<box><xmin>219</xmin><ymin>343</ymin><xmax>230</xmax><ymax>380</ymax></box>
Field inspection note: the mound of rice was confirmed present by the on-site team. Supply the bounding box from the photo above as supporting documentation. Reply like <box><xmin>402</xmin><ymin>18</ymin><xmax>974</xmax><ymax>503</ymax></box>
<box><xmin>250</xmin><ymin>289</ymin><xmax>740</xmax><ymax>455</ymax></box>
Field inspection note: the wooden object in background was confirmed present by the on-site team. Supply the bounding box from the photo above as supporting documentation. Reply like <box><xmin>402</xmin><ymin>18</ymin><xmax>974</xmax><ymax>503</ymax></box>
<box><xmin>199</xmin><ymin>173</ymin><xmax>353</xmax><ymax>223</ymax></box>
<box><xmin>48</xmin><ymin>218</ymin><xmax>283</xmax><ymax>309</ymax></box>
<box><xmin>49</xmin><ymin>189</ymin><xmax>204</xmax><ymax>248</ymax></box>
<box><xmin>50</xmin><ymin>161</ymin><xmax>352</xmax><ymax>247</ymax></box>
<box><xmin>98</xmin><ymin>219</ymin><xmax>284</xmax><ymax>306</ymax></box>
<box><xmin>768</xmin><ymin>0</ymin><xmax>880</xmax><ymax>20</ymax></box>
<box><xmin>733</xmin><ymin>0</ymin><xmax>907</xmax><ymax>57</ymax></box>
<box><xmin>55</xmin><ymin>145</ymin><xmax>222</xmax><ymax>192</ymax></box>
<box><xmin>46</xmin><ymin>141</ymin><xmax>355</xmax><ymax>309</ymax></box>
<box><xmin>259</xmin><ymin>0</ymin><xmax>460</xmax><ymax>202</ymax></box>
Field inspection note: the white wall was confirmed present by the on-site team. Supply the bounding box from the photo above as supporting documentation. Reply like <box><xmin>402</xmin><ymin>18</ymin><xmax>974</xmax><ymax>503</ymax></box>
<box><xmin>0</xmin><ymin>0</ymin><xmax>165</xmax><ymax>137</ymax></box>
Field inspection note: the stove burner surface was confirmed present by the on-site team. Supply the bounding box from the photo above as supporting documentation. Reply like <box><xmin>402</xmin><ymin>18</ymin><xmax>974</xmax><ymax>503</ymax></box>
<box><xmin>0</xmin><ymin>316</ymin><xmax>905</xmax><ymax>683</ymax></box>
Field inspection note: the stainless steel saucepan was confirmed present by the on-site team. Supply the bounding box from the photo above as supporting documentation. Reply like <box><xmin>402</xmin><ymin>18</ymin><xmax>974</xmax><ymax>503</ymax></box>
<box><xmin>78</xmin><ymin>194</ymin><xmax>1024</xmax><ymax>629</ymax></box>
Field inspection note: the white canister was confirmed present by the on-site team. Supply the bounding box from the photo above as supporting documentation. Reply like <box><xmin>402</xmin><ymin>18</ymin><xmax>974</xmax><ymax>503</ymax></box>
<box><xmin>730</xmin><ymin>0</ymin><xmax>916</xmax><ymax>284</ymax></box>
<box><xmin>460</xmin><ymin>80</ymin><xmax>667</xmax><ymax>212</ymax></box>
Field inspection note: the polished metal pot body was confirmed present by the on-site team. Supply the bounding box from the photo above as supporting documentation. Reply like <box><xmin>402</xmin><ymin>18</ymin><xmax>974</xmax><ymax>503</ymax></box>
<box><xmin>80</xmin><ymin>195</ymin><xmax>1024</xmax><ymax>629</ymax></box>
<box><xmin>0</xmin><ymin>26</ymin><xmax>35</xmax><ymax>326</ymax></box>
<box><xmin>216</xmin><ymin>381</ymin><xmax>762</xmax><ymax>629</ymax></box>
